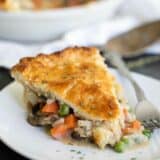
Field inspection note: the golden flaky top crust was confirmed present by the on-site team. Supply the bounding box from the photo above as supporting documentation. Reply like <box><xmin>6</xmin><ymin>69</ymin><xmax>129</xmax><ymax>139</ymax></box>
<box><xmin>11</xmin><ymin>47</ymin><xmax>121</xmax><ymax>121</ymax></box>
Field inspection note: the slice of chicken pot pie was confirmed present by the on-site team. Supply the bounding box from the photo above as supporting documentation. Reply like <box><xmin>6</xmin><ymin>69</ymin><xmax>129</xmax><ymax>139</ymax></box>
<box><xmin>11</xmin><ymin>47</ymin><xmax>150</xmax><ymax>152</ymax></box>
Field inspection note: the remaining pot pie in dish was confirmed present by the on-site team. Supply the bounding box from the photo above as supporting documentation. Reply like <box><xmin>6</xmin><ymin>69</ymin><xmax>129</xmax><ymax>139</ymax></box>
<box><xmin>11</xmin><ymin>47</ymin><xmax>151</xmax><ymax>152</ymax></box>
<box><xmin>0</xmin><ymin>0</ymin><xmax>97</xmax><ymax>11</ymax></box>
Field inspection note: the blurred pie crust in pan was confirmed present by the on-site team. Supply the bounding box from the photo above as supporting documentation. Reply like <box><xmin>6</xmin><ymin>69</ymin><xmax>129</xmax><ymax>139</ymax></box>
<box><xmin>0</xmin><ymin>0</ymin><xmax>97</xmax><ymax>11</ymax></box>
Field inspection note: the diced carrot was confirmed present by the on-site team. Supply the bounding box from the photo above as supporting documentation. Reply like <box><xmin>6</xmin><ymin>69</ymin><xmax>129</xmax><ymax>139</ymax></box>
<box><xmin>132</xmin><ymin>120</ymin><xmax>141</xmax><ymax>130</ymax></box>
<box><xmin>123</xmin><ymin>120</ymin><xmax>141</xmax><ymax>134</ymax></box>
<box><xmin>50</xmin><ymin>124</ymin><xmax>68</xmax><ymax>139</ymax></box>
<box><xmin>41</xmin><ymin>102</ymin><xmax>59</xmax><ymax>114</ymax></box>
<box><xmin>123</xmin><ymin>127</ymin><xmax>134</xmax><ymax>134</ymax></box>
<box><xmin>64</xmin><ymin>114</ymin><xmax>77</xmax><ymax>129</ymax></box>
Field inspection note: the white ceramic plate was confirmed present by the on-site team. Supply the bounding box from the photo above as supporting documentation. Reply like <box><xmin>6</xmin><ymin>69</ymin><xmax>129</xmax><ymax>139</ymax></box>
<box><xmin>0</xmin><ymin>0</ymin><xmax>124</xmax><ymax>42</ymax></box>
<box><xmin>0</xmin><ymin>71</ymin><xmax>160</xmax><ymax>160</ymax></box>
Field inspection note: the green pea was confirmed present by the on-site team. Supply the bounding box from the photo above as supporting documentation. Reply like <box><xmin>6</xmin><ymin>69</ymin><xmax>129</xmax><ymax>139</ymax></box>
<box><xmin>59</xmin><ymin>103</ymin><xmax>70</xmax><ymax>117</ymax></box>
<box><xmin>114</xmin><ymin>141</ymin><xmax>125</xmax><ymax>153</ymax></box>
<box><xmin>121</xmin><ymin>137</ymin><xmax>129</xmax><ymax>144</ymax></box>
<box><xmin>143</xmin><ymin>129</ymin><xmax>152</xmax><ymax>139</ymax></box>
<box><xmin>128</xmin><ymin>107</ymin><xmax>133</xmax><ymax>113</ymax></box>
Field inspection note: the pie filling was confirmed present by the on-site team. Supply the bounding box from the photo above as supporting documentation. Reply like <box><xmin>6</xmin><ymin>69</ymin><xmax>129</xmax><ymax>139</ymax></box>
<box><xmin>25</xmin><ymin>88</ymin><xmax>150</xmax><ymax>151</ymax></box>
